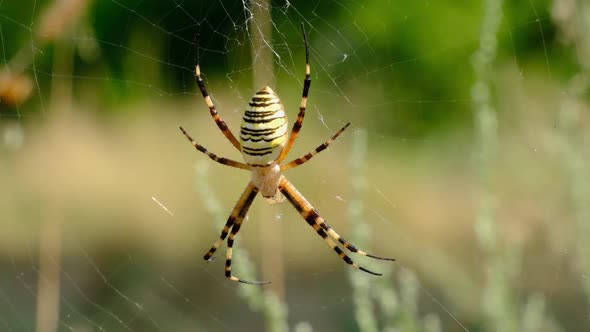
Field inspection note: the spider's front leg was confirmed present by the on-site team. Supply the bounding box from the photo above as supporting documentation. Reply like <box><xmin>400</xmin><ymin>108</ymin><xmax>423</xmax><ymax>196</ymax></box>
<box><xmin>279</xmin><ymin>176</ymin><xmax>395</xmax><ymax>275</ymax></box>
<box><xmin>202</xmin><ymin>182</ymin><xmax>257</xmax><ymax>260</ymax></box>
<box><xmin>202</xmin><ymin>182</ymin><xmax>270</xmax><ymax>285</ymax></box>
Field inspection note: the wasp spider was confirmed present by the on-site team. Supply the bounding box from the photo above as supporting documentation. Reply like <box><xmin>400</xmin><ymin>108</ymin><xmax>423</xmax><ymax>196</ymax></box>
<box><xmin>180</xmin><ymin>23</ymin><xmax>395</xmax><ymax>285</ymax></box>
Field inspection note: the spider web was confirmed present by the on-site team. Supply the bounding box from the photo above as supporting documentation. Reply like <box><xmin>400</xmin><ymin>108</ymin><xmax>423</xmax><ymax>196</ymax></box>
<box><xmin>0</xmin><ymin>0</ymin><xmax>588</xmax><ymax>331</ymax></box>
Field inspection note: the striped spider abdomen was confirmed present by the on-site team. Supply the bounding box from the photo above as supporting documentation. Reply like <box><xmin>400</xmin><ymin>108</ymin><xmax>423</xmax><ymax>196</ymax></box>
<box><xmin>239</xmin><ymin>86</ymin><xmax>288</xmax><ymax>166</ymax></box>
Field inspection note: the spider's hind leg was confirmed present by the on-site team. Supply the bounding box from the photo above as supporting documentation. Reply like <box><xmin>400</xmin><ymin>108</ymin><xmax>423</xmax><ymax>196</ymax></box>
<box><xmin>193</xmin><ymin>33</ymin><xmax>242</xmax><ymax>152</ymax></box>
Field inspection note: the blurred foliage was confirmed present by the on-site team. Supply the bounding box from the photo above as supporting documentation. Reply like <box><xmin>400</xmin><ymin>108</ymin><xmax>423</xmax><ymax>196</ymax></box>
<box><xmin>0</xmin><ymin>0</ymin><xmax>576</xmax><ymax>135</ymax></box>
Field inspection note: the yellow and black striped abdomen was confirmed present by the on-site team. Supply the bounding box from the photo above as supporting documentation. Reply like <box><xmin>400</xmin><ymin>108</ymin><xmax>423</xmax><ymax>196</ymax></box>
<box><xmin>239</xmin><ymin>86</ymin><xmax>288</xmax><ymax>166</ymax></box>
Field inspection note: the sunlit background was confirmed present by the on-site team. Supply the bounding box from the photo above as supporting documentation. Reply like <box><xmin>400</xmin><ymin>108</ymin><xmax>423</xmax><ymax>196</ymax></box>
<box><xmin>1</xmin><ymin>0</ymin><xmax>589</xmax><ymax>331</ymax></box>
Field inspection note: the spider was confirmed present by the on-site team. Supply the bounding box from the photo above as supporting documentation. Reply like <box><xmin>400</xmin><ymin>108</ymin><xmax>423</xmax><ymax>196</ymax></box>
<box><xmin>180</xmin><ymin>23</ymin><xmax>395</xmax><ymax>285</ymax></box>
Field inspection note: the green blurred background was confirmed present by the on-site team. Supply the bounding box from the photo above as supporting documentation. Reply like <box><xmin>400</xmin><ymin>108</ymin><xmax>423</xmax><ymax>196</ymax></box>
<box><xmin>1</xmin><ymin>0</ymin><xmax>589</xmax><ymax>331</ymax></box>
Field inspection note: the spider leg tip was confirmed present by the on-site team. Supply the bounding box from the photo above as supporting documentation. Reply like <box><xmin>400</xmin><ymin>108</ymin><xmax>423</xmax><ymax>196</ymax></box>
<box><xmin>366</xmin><ymin>253</ymin><xmax>396</xmax><ymax>262</ymax></box>
<box><xmin>237</xmin><ymin>279</ymin><xmax>272</xmax><ymax>286</ymax></box>
<box><xmin>358</xmin><ymin>266</ymin><xmax>382</xmax><ymax>276</ymax></box>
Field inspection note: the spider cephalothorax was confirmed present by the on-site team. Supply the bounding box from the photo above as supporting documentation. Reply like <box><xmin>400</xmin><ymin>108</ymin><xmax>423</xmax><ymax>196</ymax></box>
<box><xmin>179</xmin><ymin>23</ymin><xmax>394</xmax><ymax>285</ymax></box>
